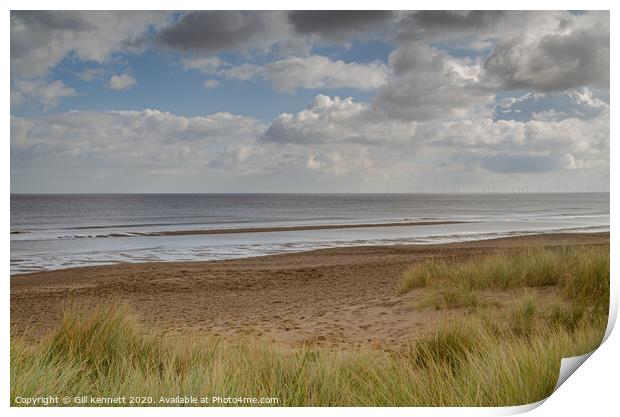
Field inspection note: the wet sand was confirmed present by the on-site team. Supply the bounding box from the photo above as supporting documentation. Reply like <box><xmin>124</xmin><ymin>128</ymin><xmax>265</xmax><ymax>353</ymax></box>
<box><xmin>10</xmin><ymin>232</ymin><xmax>609</xmax><ymax>348</ymax></box>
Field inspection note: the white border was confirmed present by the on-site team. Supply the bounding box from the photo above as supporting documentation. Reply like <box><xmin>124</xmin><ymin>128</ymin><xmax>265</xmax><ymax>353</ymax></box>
<box><xmin>2</xmin><ymin>1</ymin><xmax>616</xmax><ymax>416</ymax></box>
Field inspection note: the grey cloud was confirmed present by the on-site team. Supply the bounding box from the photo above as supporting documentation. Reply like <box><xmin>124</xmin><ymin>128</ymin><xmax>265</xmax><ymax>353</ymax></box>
<box><xmin>288</xmin><ymin>11</ymin><xmax>394</xmax><ymax>40</ymax></box>
<box><xmin>11</xmin><ymin>11</ymin><xmax>90</xmax><ymax>58</ymax></box>
<box><xmin>156</xmin><ymin>11</ymin><xmax>289</xmax><ymax>53</ymax></box>
<box><xmin>11</xmin><ymin>10</ymin><xmax>169</xmax><ymax>77</ymax></box>
<box><xmin>374</xmin><ymin>12</ymin><xmax>609</xmax><ymax>121</ymax></box>
<box><xmin>397</xmin><ymin>10</ymin><xmax>505</xmax><ymax>39</ymax></box>
<box><xmin>372</xmin><ymin>41</ymin><xmax>493</xmax><ymax>121</ymax></box>
<box><xmin>395</xmin><ymin>11</ymin><xmax>569</xmax><ymax>46</ymax></box>
<box><xmin>483</xmin><ymin>12</ymin><xmax>609</xmax><ymax>92</ymax></box>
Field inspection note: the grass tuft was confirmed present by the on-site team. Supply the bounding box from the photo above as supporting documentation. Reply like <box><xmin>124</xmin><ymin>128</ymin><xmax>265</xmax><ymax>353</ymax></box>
<box><xmin>509</xmin><ymin>297</ymin><xmax>537</xmax><ymax>337</ymax></box>
<box><xmin>415</xmin><ymin>288</ymin><xmax>480</xmax><ymax>310</ymax></box>
<box><xmin>400</xmin><ymin>246</ymin><xmax>609</xmax><ymax>294</ymax></box>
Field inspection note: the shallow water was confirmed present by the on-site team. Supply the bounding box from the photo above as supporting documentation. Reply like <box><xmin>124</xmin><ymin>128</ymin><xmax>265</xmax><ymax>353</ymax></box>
<box><xmin>10</xmin><ymin>193</ymin><xmax>609</xmax><ymax>274</ymax></box>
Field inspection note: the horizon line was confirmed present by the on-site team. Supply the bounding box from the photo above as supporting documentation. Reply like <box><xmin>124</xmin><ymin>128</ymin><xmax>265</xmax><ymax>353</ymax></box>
<box><xmin>10</xmin><ymin>191</ymin><xmax>611</xmax><ymax>195</ymax></box>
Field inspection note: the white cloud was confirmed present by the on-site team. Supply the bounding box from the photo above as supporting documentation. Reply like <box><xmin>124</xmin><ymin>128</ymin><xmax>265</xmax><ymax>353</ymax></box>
<box><xmin>12</xmin><ymin>109</ymin><xmax>264</xmax><ymax>158</ymax></box>
<box><xmin>499</xmin><ymin>92</ymin><xmax>545</xmax><ymax>110</ymax></box>
<box><xmin>11</xmin><ymin>79</ymin><xmax>78</xmax><ymax>110</ymax></box>
<box><xmin>265</xmin><ymin>93</ymin><xmax>609</xmax><ymax>175</ymax></box>
<box><xmin>222</xmin><ymin>64</ymin><xmax>263</xmax><ymax>81</ymax></box>
<box><xmin>203</xmin><ymin>79</ymin><xmax>220</xmax><ymax>89</ymax></box>
<box><xmin>568</xmin><ymin>88</ymin><xmax>609</xmax><ymax>110</ymax></box>
<box><xmin>11</xmin><ymin>98</ymin><xmax>609</xmax><ymax>191</ymax></box>
<box><xmin>223</xmin><ymin>55</ymin><xmax>388</xmax><ymax>93</ymax></box>
<box><xmin>75</xmin><ymin>68</ymin><xmax>107</xmax><ymax>81</ymax></box>
<box><xmin>531</xmin><ymin>109</ymin><xmax>568</xmax><ymax>122</ymax></box>
<box><xmin>265</xmin><ymin>95</ymin><xmax>416</xmax><ymax>145</ymax></box>
<box><xmin>181</xmin><ymin>57</ymin><xmax>228</xmax><ymax>74</ymax></box>
<box><xmin>107</xmin><ymin>74</ymin><xmax>136</xmax><ymax>91</ymax></box>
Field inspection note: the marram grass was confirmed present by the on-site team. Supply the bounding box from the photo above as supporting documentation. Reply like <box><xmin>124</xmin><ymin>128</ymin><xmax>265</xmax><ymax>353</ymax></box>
<box><xmin>399</xmin><ymin>245</ymin><xmax>609</xmax><ymax>310</ymax></box>
<box><xmin>11</xmin><ymin>245</ymin><xmax>609</xmax><ymax>407</ymax></box>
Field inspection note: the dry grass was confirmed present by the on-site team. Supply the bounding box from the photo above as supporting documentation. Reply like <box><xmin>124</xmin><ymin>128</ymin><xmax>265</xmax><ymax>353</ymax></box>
<box><xmin>400</xmin><ymin>245</ymin><xmax>608</xmax><ymax>295</ymax></box>
<box><xmin>400</xmin><ymin>245</ymin><xmax>609</xmax><ymax>313</ymax></box>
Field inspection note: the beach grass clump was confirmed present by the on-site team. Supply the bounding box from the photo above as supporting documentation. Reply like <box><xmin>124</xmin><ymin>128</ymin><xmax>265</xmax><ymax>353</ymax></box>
<box><xmin>398</xmin><ymin>260</ymin><xmax>438</xmax><ymax>292</ymax></box>
<box><xmin>560</xmin><ymin>246</ymin><xmax>610</xmax><ymax>312</ymax></box>
<box><xmin>408</xmin><ymin>317</ymin><xmax>487</xmax><ymax>371</ymax></box>
<box><xmin>399</xmin><ymin>248</ymin><xmax>571</xmax><ymax>292</ymax></box>
<box><xmin>44</xmin><ymin>304</ymin><xmax>162</xmax><ymax>377</ymax></box>
<box><xmin>508</xmin><ymin>297</ymin><xmax>537</xmax><ymax>337</ymax></box>
<box><xmin>547</xmin><ymin>303</ymin><xmax>585</xmax><ymax>332</ymax></box>
<box><xmin>399</xmin><ymin>245</ymin><xmax>609</xmax><ymax>302</ymax></box>
<box><xmin>415</xmin><ymin>287</ymin><xmax>480</xmax><ymax>310</ymax></box>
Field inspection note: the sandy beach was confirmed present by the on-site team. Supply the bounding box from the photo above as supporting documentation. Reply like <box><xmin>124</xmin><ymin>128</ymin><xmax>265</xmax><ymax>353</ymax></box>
<box><xmin>11</xmin><ymin>232</ymin><xmax>609</xmax><ymax>347</ymax></box>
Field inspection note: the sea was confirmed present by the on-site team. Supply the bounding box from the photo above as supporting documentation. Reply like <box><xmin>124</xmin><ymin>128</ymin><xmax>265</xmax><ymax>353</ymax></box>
<box><xmin>10</xmin><ymin>193</ymin><xmax>610</xmax><ymax>275</ymax></box>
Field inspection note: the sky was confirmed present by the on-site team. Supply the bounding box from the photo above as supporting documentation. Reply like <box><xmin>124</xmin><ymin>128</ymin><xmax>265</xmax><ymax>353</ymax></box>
<box><xmin>10</xmin><ymin>10</ymin><xmax>610</xmax><ymax>193</ymax></box>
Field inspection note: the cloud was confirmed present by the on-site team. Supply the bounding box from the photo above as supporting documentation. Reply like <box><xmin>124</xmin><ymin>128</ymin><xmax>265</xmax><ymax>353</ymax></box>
<box><xmin>288</xmin><ymin>11</ymin><xmax>394</xmax><ymax>40</ymax></box>
<box><xmin>181</xmin><ymin>57</ymin><xmax>228</xmax><ymax>74</ymax></box>
<box><xmin>265</xmin><ymin>95</ymin><xmax>373</xmax><ymax>144</ymax></box>
<box><xmin>10</xmin><ymin>11</ymin><xmax>610</xmax><ymax>192</ymax></box>
<box><xmin>495</xmin><ymin>88</ymin><xmax>609</xmax><ymax>122</ymax></box>
<box><xmin>10</xmin><ymin>109</ymin><xmax>270</xmax><ymax>191</ymax></box>
<box><xmin>10</xmin><ymin>11</ymin><xmax>169</xmax><ymax>77</ymax></box>
<box><xmin>11</xmin><ymin>96</ymin><xmax>609</xmax><ymax>191</ymax></box>
<box><xmin>156</xmin><ymin>11</ymin><xmax>290</xmax><ymax>54</ymax></box>
<box><xmin>223</xmin><ymin>55</ymin><xmax>388</xmax><ymax>93</ymax></box>
<box><xmin>203</xmin><ymin>79</ymin><xmax>220</xmax><ymax>89</ymax></box>
<box><xmin>11</xmin><ymin>79</ymin><xmax>78</xmax><ymax>110</ymax></box>
<box><xmin>181</xmin><ymin>54</ymin><xmax>386</xmax><ymax>94</ymax></box>
<box><xmin>106</xmin><ymin>74</ymin><xmax>136</xmax><ymax>91</ymax></box>
<box><xmin>223</xmin><ymin>64</ymin><xmax>262</xmax><ymax>81</ymax></box>
<box><xmin>568</xmin><ymin>88</ymin><xmax>609</xmax><ymax>110</ymax></box>
<box><xmin>429</xmin><ymin>113</ymin><xmax>609</xmax><ymax>173</ymax></box>
<box><xmin>157</xmin><ymin>11</ymin><xmax>394</xmax><ymax>55</ymax></box>
<box><xmin>75</xmin><ymin>68</ymin><xmax>107</xmax><ymax>81</ymax></box>
<box><xmin>372</xmin><ymin>41</ymin><xmax>493</xmax><ymax>121</ymax></box>
<box><xmin>396</xmin><ymin>11</ymin><xmax>555</xmax><ymax>44</ymax></box>
<box><xmin>11</xmin><ymin>109</ymin><xmax>266</xmax><ymax>164</ymax></box>
<box><xmin>263</xmin><ymin>93</ymin><xmax>608</xmax><ymax>175</ymax></box>
<box><xmin>483</xmin><ymin>12</ymin><xmax>609</xmax><ymax>92</ymax></box>
<box><xmin>459</xmin><ymin>153</ymin><xmax>568</xmax><ymax>174</ymax></box>
<box><xmin>264</xmin><ymin>95</ymin><xmax>416</xmax><ymax>145</ymax></box>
